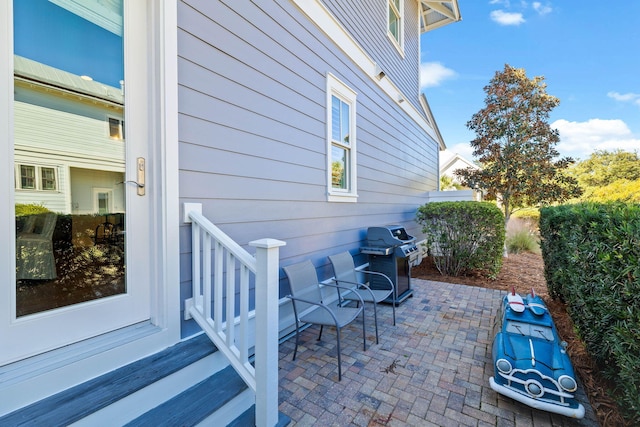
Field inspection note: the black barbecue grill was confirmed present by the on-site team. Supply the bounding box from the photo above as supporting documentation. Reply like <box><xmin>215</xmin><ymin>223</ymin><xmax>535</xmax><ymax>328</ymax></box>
<box><xmin>360</xmin><ymin>225</ymin><xmax>422</xmax><ymax>305</ymax></box>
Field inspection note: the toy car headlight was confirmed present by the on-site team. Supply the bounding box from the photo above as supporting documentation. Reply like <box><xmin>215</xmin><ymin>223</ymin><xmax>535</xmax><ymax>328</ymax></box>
<box><xmin>525</xmin><ymin>380</ymin><xmax>544</xmax><ymax>397</ymax></box>
<box><xmin>558</xmin><ymin>375</ymin><xmax>577</xmax><ymax>392</ymax></box>
<box><xmin>496</xmin><ymin>359</ymin><xmax>512</xmax><ymax>374</ymax></box>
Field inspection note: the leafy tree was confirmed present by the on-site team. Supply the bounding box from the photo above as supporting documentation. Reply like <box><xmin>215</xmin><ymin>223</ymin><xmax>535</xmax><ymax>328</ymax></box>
<box><xmin>439</xmin><ymin>174</ymin><xmax>463</xmax><ymax>190</ymax></box>
<box><xmin>585</xmin><ymin>178</ymin><xmax>640</xmax><ymax>203</ymax></box>
<box><xmin>455</xmin><ymin>64</ymin><xmax>582</xmax><ymax>222</ymax></box>
<box><xmin>569</xmin><ymin>149</ymin><xmax>640</xmax><ymax>188</ymax></box>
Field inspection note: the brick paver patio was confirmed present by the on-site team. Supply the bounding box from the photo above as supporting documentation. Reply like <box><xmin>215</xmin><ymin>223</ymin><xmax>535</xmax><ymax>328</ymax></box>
<box><xmin>278</xmin><ymin>279</ymin><xmax>599</xmax><ymax>426</ymax></box>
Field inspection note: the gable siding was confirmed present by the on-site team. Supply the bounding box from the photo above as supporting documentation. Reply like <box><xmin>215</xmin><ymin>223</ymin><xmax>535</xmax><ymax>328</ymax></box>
<box><xmin>177</xmin><ymin>0</ymin><xmax>438</xmax><ymax>332</ymax></box>
<box><xmin>322</xmin><ymin>0</ymin><xmax>423</xmax><ymax>114</ymax></box>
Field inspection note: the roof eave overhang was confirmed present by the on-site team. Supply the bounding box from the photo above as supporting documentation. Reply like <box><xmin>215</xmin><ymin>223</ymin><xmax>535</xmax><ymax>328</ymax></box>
<box><xmin>420</xmin><ymin>0</ymin><xmax>462</xmax><ymax>33</ymax></box>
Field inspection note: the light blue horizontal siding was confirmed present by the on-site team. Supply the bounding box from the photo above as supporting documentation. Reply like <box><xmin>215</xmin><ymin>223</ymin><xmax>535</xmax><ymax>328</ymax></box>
<box><xmin>322</xmin><ymin>0</ymin><xmax>423</xmax><ymax>113</ymax></box>
<box><xmin>177</xmin><ymin>0</ymin><xmax>438</xmax><ymax>334</ymax></box>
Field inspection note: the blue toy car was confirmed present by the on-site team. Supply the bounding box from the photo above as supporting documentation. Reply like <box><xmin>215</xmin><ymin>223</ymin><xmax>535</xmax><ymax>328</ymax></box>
<box><xmin>489</xmin><ymin>288</ymin><xmax>585</xmax><ymax>419</ymax></box>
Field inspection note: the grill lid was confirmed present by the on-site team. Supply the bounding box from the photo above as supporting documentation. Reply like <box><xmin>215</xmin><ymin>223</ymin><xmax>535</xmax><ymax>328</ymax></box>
<box><xmin>366</xmin><ymin>225</ymin><xmax>415</xmax><ymax>248</ymax></box>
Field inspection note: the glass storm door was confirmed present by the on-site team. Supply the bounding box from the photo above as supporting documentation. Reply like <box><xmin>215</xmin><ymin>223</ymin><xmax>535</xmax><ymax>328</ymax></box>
<box><xmin>1</xmin><ymin>0</ymin><xmax>152</xmax><ymax>365</ymax></box>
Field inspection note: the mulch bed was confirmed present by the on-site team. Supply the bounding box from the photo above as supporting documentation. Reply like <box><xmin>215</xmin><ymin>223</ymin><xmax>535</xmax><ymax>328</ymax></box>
<box><xmin>412</xmin><ymin>252</ymin><xmax>628</xmax><ymax>427</ymax></box>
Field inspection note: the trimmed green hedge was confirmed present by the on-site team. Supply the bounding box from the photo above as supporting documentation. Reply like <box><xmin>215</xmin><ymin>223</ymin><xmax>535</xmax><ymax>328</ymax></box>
<box><xmin>539</xmin><ymin>202</ymin><xmax>640</xmax><ymax>424</ymax></box>
<box><xmin>416</xmin><ymin>201</ymin><xmax>505</xmax><ymax>277</ymax></box>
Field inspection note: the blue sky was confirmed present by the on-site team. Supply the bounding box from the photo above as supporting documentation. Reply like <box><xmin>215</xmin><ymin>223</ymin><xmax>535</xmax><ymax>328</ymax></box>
<box><xmin>14</xmin><ymin>0</ymin><xmax>123</xmax><ymax>87</ymax></box>
<box><xmin>420</xmin><ymin>1</ymin><xmax>640</xmax><ymax>163</ymax></box>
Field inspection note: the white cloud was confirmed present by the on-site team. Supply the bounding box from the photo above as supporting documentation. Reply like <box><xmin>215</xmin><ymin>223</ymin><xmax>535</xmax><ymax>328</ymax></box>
<box><xmin>490</xmin><ymin>10</ymin><xmax>525</xmax><ymax>25</ymax></box>
<box><xmin>420</xmin><ymin>62</ymin><xmax>457</xmax><ymax>89</ymax></box>
<box><xmin>608</xmin><ymin>91</ymin><xmax>640</xmax><ymax>106</ymax></box>
<box><xmin>552</xmin><ymin>118</ymin><xmax>640</xmax><ymax>160</ymax></box>
<box><xmin>532</xmin><ymin>2</ymin><xmax>552</xmax><ymax>15</ymax></box>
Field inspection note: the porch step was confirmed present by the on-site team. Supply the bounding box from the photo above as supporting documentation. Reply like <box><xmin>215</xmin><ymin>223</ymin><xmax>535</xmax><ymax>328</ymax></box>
<box><xmin>125</xmin><ymin>364</ymin><xmax>248</xmax><ymax>426</ymax></box>
<box><xmin>0</xmin><ymin>334</ymin><xmax>217</xmax><ymax>426</ymax></box>
<box><xmin>0</xmin><ymin>332</ymin><xmax>290</xmax><ymax>426</ymax></box>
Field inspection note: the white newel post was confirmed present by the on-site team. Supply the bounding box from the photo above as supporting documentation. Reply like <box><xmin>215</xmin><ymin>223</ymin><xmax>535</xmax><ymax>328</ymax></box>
<box><xmin>250</xmin><ymin>238</ymin><xmax>286</xmax><ymax>427</ymax></box>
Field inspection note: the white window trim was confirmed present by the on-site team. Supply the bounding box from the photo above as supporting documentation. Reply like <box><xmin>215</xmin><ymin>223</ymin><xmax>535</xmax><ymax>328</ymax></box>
<box><xmin>15</xmin><ymin>163</ymin><xmax>59</xmax><ymax>192</ymax></box>
<box><xmin>107</xmin><ymin>116</ymin><xmax>125</xmax><ymax>140</ymax></box>
<box><xmin>387</xmin><ymin>0</ymin><xmax>404</xmax><ymax>56</ymax></box>
<box><xmin>93</xmin><ymin>187</ymin><xmax>114</xmax><ymax>213</ymax></box>
<box><xmin>291</xmin><ymin>0</ymin><xmax>439</xmax><ymax>140</ymax></box>
<box><xmin>326</xmin><ymin>73</ymin><xmax>357</xmax><ymax>203</ymax></box>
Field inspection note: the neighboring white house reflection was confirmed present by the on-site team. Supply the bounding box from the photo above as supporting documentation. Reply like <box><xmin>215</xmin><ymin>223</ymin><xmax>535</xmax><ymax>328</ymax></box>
<box><xmin>14</xmin><ymin>0</ymin><xmax>127</xmax><ymax>316</ymax></box>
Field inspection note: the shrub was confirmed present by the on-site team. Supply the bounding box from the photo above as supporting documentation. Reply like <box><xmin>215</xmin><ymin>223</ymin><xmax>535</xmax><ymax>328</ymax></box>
<box><xmin>506</xmin><ymin>229</ymin><xmax>538</xmax><ymax>254</ymax></box>
<box><xmin>506</xmin><ymin>217</ymin><xmax>540</xmax><ymax>254</ymax></box>
<box><xmin>539</xmin><ymin>202</ymin><xmax>640</xmax><ymax>424</ymax></box>
<box><xmin>416</xmin><ymin>201</ymin><xmax>505</xmax><ymax>277</ymax></box>
<box><xmin>15</xmin><ymin>203</ymin><xmax>51</xmax><ymax>216</ymax></box>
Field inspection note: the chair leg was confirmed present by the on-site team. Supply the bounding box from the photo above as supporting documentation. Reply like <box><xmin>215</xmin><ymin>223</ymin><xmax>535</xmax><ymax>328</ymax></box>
<box><xmin>392</xmin><ymin>299</ymin><xmax>396</xmax><ymax>326</ymax></box>
<box><xmin>292</xmin><ymin>320</ymin><xmax>300</xmax><ymax>361</ymax></box>
<box><xmin>361</xmin><ymin>309</ymin><xmax>367</xmax><ymax>351</ymax></box>
<box><xmin>372</xmin><ymin>303</ymin><xmax>379</xmax><ymax>344</ymax></box>
<box><xmin>336</xmin><ymin>327</ymin><xmax>342</xmax><ymax>381</ymax></box>
<box><xmin>318</xmin><ymin>325</ymin><xmax>323</xmax><ymax>341</ymax></box>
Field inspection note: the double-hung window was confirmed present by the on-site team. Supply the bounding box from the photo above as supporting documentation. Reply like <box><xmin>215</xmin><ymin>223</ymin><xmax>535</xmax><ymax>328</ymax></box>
<box><xmin>16</xmin><ymin>164</ymin><xmax>58</xmax><ymax>191</ymax></box>
<box><xmin>326</xmin><ymin>73</ymin><xmax>357</xmax><ymax>202</ymax></box>
<box><xmin>388</xmin><ymin>0</ymin><xmax>404</xmax><ymax>53</ymax></box>
<box><xmin>20</xmin><ymin>165</ymin><xmax>36</xmax><ymax>189</ymax></box>
<box><xmin>108</xmin><ymin>117</ymin><xmax>125</xmax><ymax>140</ymax></box>
<box><xmin>40</xmin><ymin>167</ymin><xmax>57</xmax><ymax>190</ymax></box>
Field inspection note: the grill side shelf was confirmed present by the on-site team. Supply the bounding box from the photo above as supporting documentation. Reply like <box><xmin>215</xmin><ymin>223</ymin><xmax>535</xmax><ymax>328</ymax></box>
<box><xmin>360</xmin><ymin>246</ymin><xmax>393</xmax><ymax>256</ymax></box>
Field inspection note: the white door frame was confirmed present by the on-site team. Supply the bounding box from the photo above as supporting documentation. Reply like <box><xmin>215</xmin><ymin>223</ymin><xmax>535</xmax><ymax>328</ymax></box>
<box><xmin>0</xmin><ymin>0</ymin><xmax>179</xmax><ymax>414</ymax></box>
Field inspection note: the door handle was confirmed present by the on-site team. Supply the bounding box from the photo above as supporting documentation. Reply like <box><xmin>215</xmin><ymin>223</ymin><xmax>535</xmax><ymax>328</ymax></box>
<box><xmin>136</xmin><ymin>157</ymin><xmax>145</xmax><ymax>196</ymax></box>
<box><xmin>121</xmin><ymin>158</ymin><xmax>146</xmax><ymax>195</ymax></box>
<box><xmin>118</xmin><ymin>157</ymin><xmax>145</xmax><ymax>196</ymax></box>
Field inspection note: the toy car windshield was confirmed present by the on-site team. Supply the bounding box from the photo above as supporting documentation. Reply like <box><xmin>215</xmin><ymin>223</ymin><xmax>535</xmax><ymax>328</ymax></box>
<box><xmin>505</xmin><ymin>321</ymin><xmax>554</xmax><ymax>342</ymax></box>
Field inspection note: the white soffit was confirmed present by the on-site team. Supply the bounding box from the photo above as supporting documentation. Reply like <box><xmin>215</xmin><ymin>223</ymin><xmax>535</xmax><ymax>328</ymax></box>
<box><xmin>49</xmin><ymin>0</ymin><xmax>123</xmax><ymax>36</ymax></box>
<box><xmin>420</xmin><ymin>1</ymin><xmax>461</xmax><ymax>33</ymax></box>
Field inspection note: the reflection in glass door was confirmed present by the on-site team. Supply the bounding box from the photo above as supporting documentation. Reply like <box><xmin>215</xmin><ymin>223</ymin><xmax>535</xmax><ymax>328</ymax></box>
<box><xmin>14</xmin><ymin>0</ymin><xmax>126</xmax><ymax>317</ymax></box>
<box><xmin>95</xmin><ymin>189</ymin><xmax>114</xmax><ymax>215</ymax></box>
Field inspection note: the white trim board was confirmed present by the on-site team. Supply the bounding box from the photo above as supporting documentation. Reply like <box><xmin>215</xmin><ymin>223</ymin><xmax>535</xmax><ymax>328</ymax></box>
<box><xmin>290</xmin><ymin>0</ymin><xmax>440</xmax><ymax>142</ymax></box>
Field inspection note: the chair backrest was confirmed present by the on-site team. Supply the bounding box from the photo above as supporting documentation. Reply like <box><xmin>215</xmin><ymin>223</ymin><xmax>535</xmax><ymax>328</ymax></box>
<box><xmin>283</xmin><ymin>260</ymin><xmax>324</xmax><ymax>316</ymax></box>
<box><xmin>38</xmin><ymin>213</ymin><xmax>57</xmax><ymax>240</ymax></box>
<box><xmin>18</xmin><ymin>215</ymin><xmax>37</xmax><ymax>235</ymax></box>
<box><xmin>329</xmin><ymin>251</ymin><xmax>359</xmax><ymax>285</ymax></box>
<box><xmin>18</xmin><ymin>213</ymin><xmax>57</xmax><ymax>240</ymax></box>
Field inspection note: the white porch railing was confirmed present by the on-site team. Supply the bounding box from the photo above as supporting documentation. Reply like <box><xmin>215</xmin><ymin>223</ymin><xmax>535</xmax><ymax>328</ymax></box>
<box><xmin>184</xmin><ymin>208</ymin><xmax>285</xmax><ymax>427</ymax></box>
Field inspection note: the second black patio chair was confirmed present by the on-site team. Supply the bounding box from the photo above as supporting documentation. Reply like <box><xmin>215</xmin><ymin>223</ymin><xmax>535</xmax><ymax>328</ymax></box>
<box><xmin>329</xmin><ymin>251</ymin><xmax>395</xmax><ymax>344</ymax></box>
<box><xmin>283</xmin><ymin>259</ymin><xmax>366</xmax><ymax>381</ymax></box>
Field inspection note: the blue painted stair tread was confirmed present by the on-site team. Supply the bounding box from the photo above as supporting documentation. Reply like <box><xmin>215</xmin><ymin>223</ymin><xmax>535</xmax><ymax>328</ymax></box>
<box><xmin>0</xmin><ymin>334</ymin><xmax>216</xmax><ymax>426</ymax></box>
<box><xmin>125</xmin><ymin>365</ymin><xmax>247</xmax><ymax>427</ymax></box>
